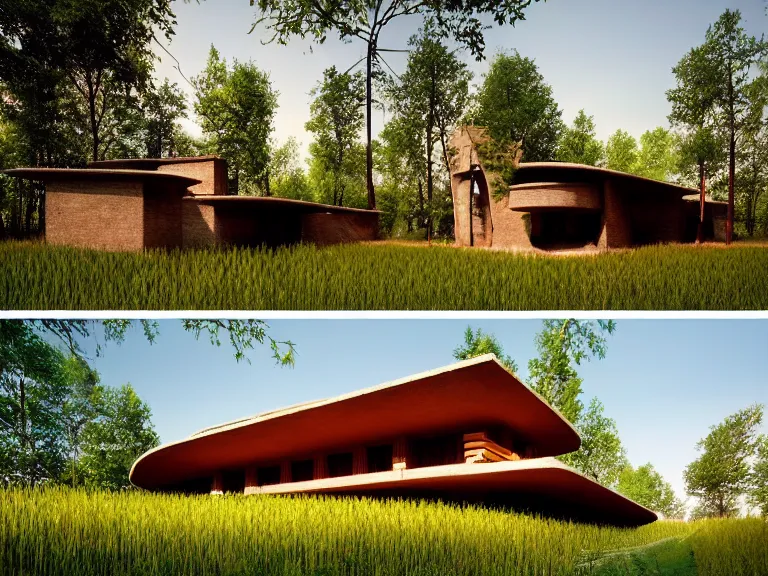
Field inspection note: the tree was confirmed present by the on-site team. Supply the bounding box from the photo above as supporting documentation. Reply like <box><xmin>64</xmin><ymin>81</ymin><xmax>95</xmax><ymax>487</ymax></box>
<box><xmin>527</xmin><ymin>319</ymin><xmax>615</xmax><ymax>424</ymax></box>
<box><xmin>563</xmin><ymin>398</ymin><xmax>626</xmax><ymax>488</ymax></box>
<box><xmin>471</xmin><ymin>50</ymin><xmax>564</xmax><ymax>162</ymax></box>
<box><xmin>749</xmin><ymin>435</ymin><xmax>768</xmax><ymax>517</ymax></box>
<box><xmin>735</xmin><ymin>76</ymin><xmax>768</xmax><ymax>236</ymax></box>
<box><xmin>617</xmin><ymin>463</ymin><xmax>686</xmax><ymax>519</ymax></box>
<box><xmin>251</xmin><ymin>0</ymin><xmax>543</xmax><ymax>210</ymax></box>
<box><xmin>193</xmin><ymin>46</ymin><xmax>278</xmax><ymax>195</ymax></box>
<box><xmin>635</xmin><ymin>127</ymin><xmax>678</xmax><ymax>182</ymax></box>
<box><xmin>79</xmin><ymin>383</ymin><xmax>159</xmax><ymax>490</ymax></box>
<box><xmin>684</xmin><ymin>404</ymin><xmax>764</xmax><ymax>518</ymax></box>
<box><xmin>667</xmin><ymin>43</ymin><xmax>724</xmax><ymax>243</ymax></box>
<box><xmin>452</xmin><ymin>326</ymin><xmax>517</xmax><ymax>373</ymax></box>
<box><xmin>381</xmin><ymin>29</ymin><xmax>471</xmax><ymax>236</ymax></box>
<box><xmin>604</xmin><ymin>129</ymin><xmax>639</xmax><ymax>174</ymax></box>
<box><xmin>142</xmin><ymin>79</ymin><xmax>189</xmax><ymax>159</ymax></box>
<box><xmin>556</xmin><ymin>109</ymin><xmax>604</xmax><ymax>166</ymax></box>
<box><xmin>59</xmin><ymin>356</ymin><xmax>100</xmax><ymax>487</ymax></box>
<box><xmin>305</xmin><ymin>66</ymin><xmax>366</xmax><ymax>207</ymax></box>
<box><xmin>704</xmin><ymin>10</ymin><xmax>768</xmax><ymax>244</ymax></box>
<box><xmin>269</xmin><ymin>137</ymin><xmax>313</xmax><ymax>201</ymax></box>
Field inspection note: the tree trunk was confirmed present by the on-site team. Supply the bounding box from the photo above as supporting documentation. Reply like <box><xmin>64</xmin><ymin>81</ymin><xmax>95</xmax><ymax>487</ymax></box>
<box><xmin>697</xmin><ymin>161</ymin><xmax>705</xmax><ymax>244</ymax></box>
<box><xmin>88</xmin><ymin>85</ymin><xmax>100</xmax><ymax>163</ymax></box>
<box><xmin>365</xmin><ymin>42</ymin><xmax>375</xmax><ymax>210</ymax></box>
<box><xmin>726</xmin><ymin>63</ymin><xmax>735</xmax><ymax>246</ymax></box>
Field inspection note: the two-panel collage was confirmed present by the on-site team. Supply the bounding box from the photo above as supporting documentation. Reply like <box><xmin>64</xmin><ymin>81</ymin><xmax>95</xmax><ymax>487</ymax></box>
<box><xmin>1</xmin><ymin>0</ymin><xmax>767</xmax><ymax>574</ymax></box>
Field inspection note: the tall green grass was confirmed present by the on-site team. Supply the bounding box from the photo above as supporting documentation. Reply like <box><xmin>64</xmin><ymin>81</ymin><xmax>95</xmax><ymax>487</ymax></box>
<box><xmin>1</xmin><ymin>241</ymin><xmax>767</xmax><ymax>310</ymax></box>
<box><xmin>0</xmin><ymin>486</ymin><xmax>695</xmax><ymax>576</ymax></box>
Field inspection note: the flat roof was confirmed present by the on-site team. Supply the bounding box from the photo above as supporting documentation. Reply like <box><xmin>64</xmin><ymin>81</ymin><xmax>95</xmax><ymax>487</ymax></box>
<box><xmin>251</xmin><ymin>459</ymin><xmax>657</xmax><ymax>527</ymax></box>
<box><xmin>130</xmin><ymin>355</ymin><xmax>580</xmax><ymax>489</ymax></box>
<box><xmin>184</xmin><ymin>196</ymin><xmax>379</xmax><ymax>215</ymax></box>
<box><xmin>2</xmin><ymin>168</ymin><xmax>201</xmax><ymax>188</ymax></box>
<box><xmin>87</xmin><ymin>156</ymin><xmax>222</xmax><ymax>169</ymax></box>
<box><xmin>514</xmin><ymin>162</ymin><xmax>698</xmax><ymax>196</ymax></box>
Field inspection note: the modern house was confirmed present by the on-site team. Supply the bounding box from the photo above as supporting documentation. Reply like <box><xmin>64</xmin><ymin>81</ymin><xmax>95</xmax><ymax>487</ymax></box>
<box><xmin>3</xmin><ymin>156</ymin><xmax>379</xmax><ymax>251</ymax></box>
<box><xmin>449</xmin><ymin>126</ymin><xmax>727</xmax><ymax>251</ymax></box>
<box><xmin>130</xmin><ymin>355</ymin><xmax>657</xmax><ymax>527</ymax></box>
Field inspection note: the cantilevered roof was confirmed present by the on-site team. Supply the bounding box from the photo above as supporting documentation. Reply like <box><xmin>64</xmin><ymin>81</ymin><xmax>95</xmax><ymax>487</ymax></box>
<box><xmin>252</xmin><ymin>458</ymin><xmax>658</xmax><ymax>527</ymax></box>
<box><xmin>184</xmin><ymin>196</ymin><xmax>379</xmax><ymax>214</ymax></box>
<box><xmin>2</xmin><ymin>168</ymin><xmax>201</xmax><ymax>188</ymax></box>
<box><xmin>130</xmin><ymin>355</ymin><xmax>580</xmax><ymax>490</ymax></box>
<box><xmin>513</xmin><ymin>162</ymin><xmax>697</xmax><ymax>196</ymax></box>
<box><xmin>87</xmin><ymin>156</ymin><xmax>222</xmax><ymax>169</ymax></box>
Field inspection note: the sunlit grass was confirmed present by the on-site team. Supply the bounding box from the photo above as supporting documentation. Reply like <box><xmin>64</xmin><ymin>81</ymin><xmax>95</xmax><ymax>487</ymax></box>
<box><xmin>1</xmin><ymin>240</ymin><xmax>767</xmax><ymax>309</ymax></box>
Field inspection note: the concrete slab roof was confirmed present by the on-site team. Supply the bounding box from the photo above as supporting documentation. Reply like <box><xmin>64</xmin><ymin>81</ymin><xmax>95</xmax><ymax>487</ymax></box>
<box><xmin>130</xmin><ymin>355</ymin><xmax>580</xmax><ymax>490</ymax></box>
<box><xmin>184</xmin><ymin>195</ymin><xmax>380</xmax><ymax>214</ymax></box>
<box><xmin>2</xmin><ymin>168</ymin><xmax>202</xmax><ymax>188</ymax></box>
<box><xmin>253</xmin><ymin>458</ymin><xmax>658</xmax><ymax>527</ymax></box>
<box><xmin>87</xmin><ymin>156</ymin><xmax>222</xmax><ymax>169</ymax></box>
<box><xmin>514</xmin><ymin>162</ymin><xmax>698</xmax><ymax>196</ymax></box>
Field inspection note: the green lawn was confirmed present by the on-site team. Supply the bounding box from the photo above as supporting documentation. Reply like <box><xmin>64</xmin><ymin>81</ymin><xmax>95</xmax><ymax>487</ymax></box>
<box><xmin>2</xmin><ymin>487</ymin><xmax>765</xmax><ymax>576</ymax></box>
<box><xmin>1</xmin><ymin>241</ymin><xmax>767</xmax><ymax>310</ymax></box>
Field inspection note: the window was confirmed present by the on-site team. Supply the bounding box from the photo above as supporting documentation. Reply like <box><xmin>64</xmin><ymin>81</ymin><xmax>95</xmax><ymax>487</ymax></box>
<box><xmin>257</xmin><ymin>465</ymin><xmax>281</xmax><ymax>486</ymax></box>
<box><xmin>411</xmin><ymin>434</ymin><xmax>462</xmax><ymax>468</ymax></box>
<box><xmin>367</xmin><ymin>444</ymin><xmax>393</xmax><ymax>473</ymax></box>
<box><xmin>327</xmin><ymin>452</ymin><xmax>353</xmax><ymax>477</ymax></box>
<box><xmin>291</xmin><ymin>459</ymin><xmax>314</xmax><ymax>482</ymax></box>
<box><xmin>222</xmin><ymin>469</ymin><xmax>245</xmax><ymax>494</ymax></box>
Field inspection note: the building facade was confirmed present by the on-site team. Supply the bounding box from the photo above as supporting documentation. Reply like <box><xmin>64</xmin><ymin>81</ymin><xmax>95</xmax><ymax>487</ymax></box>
<box><xmin>130</xmin><ymin>355</ymin><xmax>657</xmax><ymax>527</ymax></box>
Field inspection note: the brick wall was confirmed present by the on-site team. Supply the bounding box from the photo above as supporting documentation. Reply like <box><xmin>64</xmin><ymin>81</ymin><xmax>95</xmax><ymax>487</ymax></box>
<box><xmin>597</xmin><ymin>179</ymin><xmax>632</xmax><ymax>249</ymax></box>
<box><xmin>301</xmin><ymin>212</ymin><xmax>379</xmax><ymax>246</ymax></box>
<box><xmin>143</xmin><ymin>182</ymin><xmax>184</xmax><ymax>249</ymax></box>
<box><xmin>46</xmin><ymin>180</ymin><xmax>145</xmax><ymax>251</ymax></box>
<box><xmin>182</xmin><ymin>200</ymin><xmax>217</xmax><ymax>247</ymax></box>
<box><xmin>157</xmin><ymin>159</ymin><xmax>227</xmax><ymax>196</ymax></box>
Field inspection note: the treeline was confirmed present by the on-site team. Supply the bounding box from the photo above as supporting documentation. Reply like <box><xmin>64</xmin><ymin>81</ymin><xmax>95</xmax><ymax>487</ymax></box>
<box><xmin>1</xmin><ymin>3</ymin><xmax>766</xmax><ymax>240</ymax></box>
<box><xmin>456</xmin><ymin>321</ymin><xmax>768</xmax><ymax>520</ymax></box>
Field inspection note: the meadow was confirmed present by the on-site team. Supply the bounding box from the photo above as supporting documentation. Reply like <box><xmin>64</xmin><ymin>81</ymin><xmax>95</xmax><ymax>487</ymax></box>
<box><xmin>1</xmin><ymin>241</ymin><xmax>767</xmax><ymax>310</ymax></box>
<box><xmin>1</xmin><ymin>487</ymin><xmax>765</xmax><ymax>576</ymax></box>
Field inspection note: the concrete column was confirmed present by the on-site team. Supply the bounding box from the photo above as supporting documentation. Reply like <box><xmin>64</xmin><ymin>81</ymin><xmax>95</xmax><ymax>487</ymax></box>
<box><xmin>352</xmin><ymin>447</ymin><xmax>368</xmax><ymax>475</ymax></box>
<box><xmin>393</xmin><ymin>437</ymin><xmax>408</xmax><ymax>471</ymax></box>
<box><xmin>244</xmin><ymin>466</ymin><xmax>258</xmax><ymax>495</ymax></box>
<box><xmin>210</xmin><ymin>471</ymin><xmax>223</xmax><ymax>495</ymax></box>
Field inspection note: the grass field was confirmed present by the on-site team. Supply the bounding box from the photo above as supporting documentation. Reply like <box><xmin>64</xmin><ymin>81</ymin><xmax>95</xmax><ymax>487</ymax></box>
<box><xmin>1</xmin><ymin>487</ymin><xmax>765</xmax><ymax>576</ymax></box>
<box><xmin>1</xmin><ymin>241</ymin><xmax>767</xmax><ymax>310</ymax></box>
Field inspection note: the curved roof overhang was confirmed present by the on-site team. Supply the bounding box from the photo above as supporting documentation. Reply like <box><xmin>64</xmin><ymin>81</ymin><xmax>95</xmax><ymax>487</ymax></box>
<box><xmin>131</xmin><ymin>355</ymin><xmax>580</xmax><ymax>490</ymax></box>
<box><xmin>2</xmin><ymin>168</ymin><xmax>201</xmax><ymax>189</ymax></box>
<box><xmin>507</xmin><ymin>182</ymin><xmax>602</xmax><ymax>212</ymax></box>
<box><xmin>87</xmin><ymin>156</ymin><xmax>222</xmax><ymax>170</ymax></box>
<box><xmin>512</xmin><ymin>163</ymin><xmax>697</xmax><ymax>198</ymax></box>
<box><xmin>184</xmin><ymin>196</ymin><xmax>380</xmax><ymax>215</ymax></box>
<box><xmin>253</xmin><ymin>458</ymin><xmax>658</xmax><ymax>527</ymax></box>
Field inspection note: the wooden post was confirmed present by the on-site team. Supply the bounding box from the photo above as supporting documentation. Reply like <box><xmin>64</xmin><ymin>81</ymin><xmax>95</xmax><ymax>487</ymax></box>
<box><xmin>393</xmin><ymin>437</ymin><xmax>408</xmax><ymax>471</ymax></box>
<box><xmin>244</xmin><ymin>466</ymin><xmax>258</xmax><ymax>495</ymax></box>
<box><xmin>210</xmin><ymin>471</ymin><xmax>223</xmax><ymax>495</ymax></box>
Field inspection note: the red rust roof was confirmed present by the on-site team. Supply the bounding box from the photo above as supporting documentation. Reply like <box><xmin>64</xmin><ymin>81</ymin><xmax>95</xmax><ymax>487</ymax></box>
<box><xmin>130</xmin><ymin>355</ymin><xmax>580</xmax><ymax>489</ymax></box>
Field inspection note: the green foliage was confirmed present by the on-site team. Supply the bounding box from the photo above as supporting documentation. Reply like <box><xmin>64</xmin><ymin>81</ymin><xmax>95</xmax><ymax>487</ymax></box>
<box><xmin>605</xmin><ymin>130</ymin><xmax>639</xmax><ymax>173</ymax></box>
<box><xmin>528</xmin><ymin>319</ymin><xmax>615</xmax><ymax>424</ymax></box>
<box><xmin>684</xmin><ymin>404</ymin><xmax>764</xmax><ymax>518</ymax></box>
<box><xmin>474</xmin><ymin>135</ymin><xmax>522</xmax><ymax>201</ymax></box>
<box><xmin>452</xmin><ymin>326</ymin><xmax>517</xmax><ymax>373</ymax></box>
<box><xmin>556</xmin><ymin>109</ymin><xmax>604</xmax><ymax>166</ymax></box>
<box><xmin>78</xmin><ymin>384</ymin><xmax>158</xmax><ymax>490</ymax></box>
<box><xmin>193</xmin><ymin>45</ymin><xmax>278</xmax><ymax>195</ymax></box>
<box><xmin>635</xmin><ymin>128</ymin><xmax>679</xmax><ymax>182</ymax></box>
<box><xmin>749</xmin><ymin>435</ymin><xmax>768</xmax><ymax>517</ymax></box>
<box><xmin>3</xmin><ymin>242</ymin><xmax>768</xmax><ymax>309</ymax></box>
<box><xmin>562</xmin><ymin>398</ymin><xmax>627</xmax><ymax>488</ymax></box>
<box><xmin>305</xmin><ymin>66</ymin><xmax>366</xmax><ymax>207</ymax></box>
<box><xmin>269</xmin><ymin>137</ymin><xmax>313</xmax><ymax>201</ymax></box>
<box><xmin>181</xmin><ymin>320</ymin><xmax>295</xmax><ymax>367</ymax></box>
<box><xmin>471</xmin><ymin>50</ymin><xmax>563</xmax><ymax>162</ymax></box>
<box><xmin>0</xmin><ymin>485</ymin><xmax>696</xmax><ymax>576</ymax></box>
<box><xmin>617</xmin><ymin>464</ymin><xmax>686</xmax><ymax>519</ymax></box>
<box><xmin>142</xmin><ymin>79</ymin><xmax>188</xmax><ymax>158</ymax></box>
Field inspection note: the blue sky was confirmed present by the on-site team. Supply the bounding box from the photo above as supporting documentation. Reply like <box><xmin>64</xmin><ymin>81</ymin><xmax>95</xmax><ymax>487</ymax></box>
<box><xmin>153</xmin><ymin>0</ymin><xmax>767</xmax><ymax>160</ymax></box>
<box><xmin>80</xmin><ymin>318</ymin><xmax>768</xmax><ymax>507</ymax></box>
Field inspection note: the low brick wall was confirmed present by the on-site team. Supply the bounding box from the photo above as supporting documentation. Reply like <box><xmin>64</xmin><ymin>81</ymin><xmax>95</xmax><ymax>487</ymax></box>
<box><xmin>46</xmin><ymin>180</ymin><xmax>145</xmax><ymax>251</ymax></box>
<box><xmin>301</xmin><ymin>211</ymin><xmax>379</xmax><ymax>246</ymax></box>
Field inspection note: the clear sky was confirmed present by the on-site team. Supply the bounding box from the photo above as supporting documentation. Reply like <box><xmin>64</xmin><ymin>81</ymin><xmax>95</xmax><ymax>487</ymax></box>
<box><xmin>81</xmin><ymin>318</ymin><xmax>768</xmax><ymax>509</ymax></box>
<box><xmin>152</xmin><ymin>0</ymin><xmax>767</xmax><ymax>160</ymax></box>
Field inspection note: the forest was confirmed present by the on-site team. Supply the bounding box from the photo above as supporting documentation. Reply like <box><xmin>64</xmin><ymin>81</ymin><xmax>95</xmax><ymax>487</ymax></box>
<box><xmin>1</xmin><ymin>2</ymin><xmax>766</xmax><ymax>242</ymax></box>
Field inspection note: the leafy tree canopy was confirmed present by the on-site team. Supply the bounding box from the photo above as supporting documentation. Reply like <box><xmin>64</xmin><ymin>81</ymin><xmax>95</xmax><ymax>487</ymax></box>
<box><xmin>556</xmin><ymin>109</ymin><xmax>604</xmax><ymax>166</ymax></box>
<box><xmin>604</xmin><ymin>129</ymin><xmax>638</xmax><ymax>174</ymax></box>
<box><xmin>452</xmin><ymin>326</ymin><xmax>517</xmax><ymax>373</ymax></box>
<box><xmin>617</xmin><ymin>463</ymin><xmax>686</xmax><ymax>519</ymax></box>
